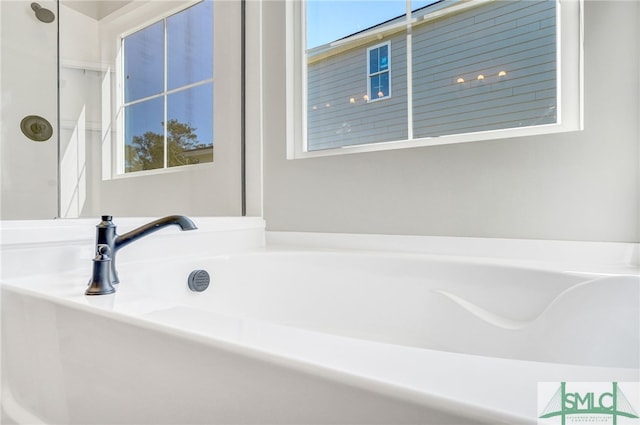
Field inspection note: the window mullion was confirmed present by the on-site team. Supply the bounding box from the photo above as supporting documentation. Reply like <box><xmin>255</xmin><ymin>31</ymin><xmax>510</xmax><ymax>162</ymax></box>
<box><xmin>406</xmin><ymin>0</ymin><xmax>413</xmax><ymax>140</ymax></box>
<box><xmin>163</xmin><ymin>17</ymin><xmax>168</xmax><ymax>169</ymax></box>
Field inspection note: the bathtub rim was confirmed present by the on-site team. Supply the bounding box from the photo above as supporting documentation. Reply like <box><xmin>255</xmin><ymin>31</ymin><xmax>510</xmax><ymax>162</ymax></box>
<box><xmin>266</xmin><ymin>231</ymin><xmax>640</xmax><ymax>275</ymax></box>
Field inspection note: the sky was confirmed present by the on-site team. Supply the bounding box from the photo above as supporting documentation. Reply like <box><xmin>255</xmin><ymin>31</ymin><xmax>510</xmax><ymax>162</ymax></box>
<box><xmin>307</xmin><ymin>0</ymin><xmax>439</xmax><ymax>48</ymax></box>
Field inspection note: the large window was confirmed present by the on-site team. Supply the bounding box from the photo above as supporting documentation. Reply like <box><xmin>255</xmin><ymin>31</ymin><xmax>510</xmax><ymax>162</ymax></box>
<box><xmin>293</xmin><ymin>0</ymin><xmax>582</xmax><ymax>157</ymax></box>
<box><xmin>121</xmin><ymin>0</ymin><xmax>213</xmax><ymax>173</ymax></box>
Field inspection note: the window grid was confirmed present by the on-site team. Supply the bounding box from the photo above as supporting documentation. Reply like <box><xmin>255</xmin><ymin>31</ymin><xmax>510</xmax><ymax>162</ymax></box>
<box><xmin>367</xmin><ymin>41</ymin><xmax>391</xmax><ymax>102</ymax></box>
<box><xmin>300</xmin><ymin>0</ymin><xmax>582</xmax><ymax>157</ymax></box>
<box><xmin>120</xmin><ymin>1</ymin><xmax>214</xmax><ymax>174</ymax></box>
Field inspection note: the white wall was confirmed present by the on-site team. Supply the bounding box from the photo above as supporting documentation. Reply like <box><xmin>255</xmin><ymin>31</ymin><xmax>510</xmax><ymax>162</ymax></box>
<box><xmin>0</xmin><ymin>0</ymin><xmax>58</xmax><ymax>220</ymax></box>
<box><xmin>261</xmin><ymin>0</ymin><xmax>640</xmax><ymax>243</ymax></box>
<box><xmin>93</xmin><ymin>0</ymin><xmax>242</xmax><ymax>218</ymax></box>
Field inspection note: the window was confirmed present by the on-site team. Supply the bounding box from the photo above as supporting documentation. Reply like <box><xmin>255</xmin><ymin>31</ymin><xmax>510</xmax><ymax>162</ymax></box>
<box><xmin>291</xmin><ymin>0</ymin><xmax>583</xmax><ymax>157</ymax></box>
<box><xmin>367</xmin><ymin>42</ymin><xmax>391</xmax><ymax>101</ymax></box>
<box><xmin>121</xmin><ymin>0</ymin><xmax>213</xmax><ymax>173</ymax></box>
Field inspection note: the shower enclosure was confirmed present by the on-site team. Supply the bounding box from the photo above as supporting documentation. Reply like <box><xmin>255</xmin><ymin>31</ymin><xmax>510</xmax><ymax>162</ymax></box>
<box><xmin>1</xmin><ymin>0</ymin><xmax>108</xmax><ymax>219</ymax></box>
<box><xmin>0</xmin><ymin>0</ymin><xmax>243</xmax><ymax>220</ymax></box>
<box><xmin>0</xmin><ymin>0</ymin><xmax>59</xmax><ymax>219</ymax></box>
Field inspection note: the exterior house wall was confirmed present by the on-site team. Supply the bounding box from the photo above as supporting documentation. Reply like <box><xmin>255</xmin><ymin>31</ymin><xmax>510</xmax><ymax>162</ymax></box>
<box><xmin>307</xmin><ymin>32</ymin><xmax>408</xmax><ymax>150</ymax></box>
<box><xmin>306</xmin><ymin>0</ymin><xmax>557</xmax><ymax>150</ymax></box>
<box><xmin>412</xmin><ymin>0</ymin><xmax>557</xmax><ymax>137</ymax></box>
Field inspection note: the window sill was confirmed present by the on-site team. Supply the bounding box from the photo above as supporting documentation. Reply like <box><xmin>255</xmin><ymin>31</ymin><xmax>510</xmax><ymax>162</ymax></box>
<box><xmin>107</xmin><ymin>161</ymin><xmax>214</xmax><ymax>180</ymax></box>
<box><xmin>290</xmin><ymin>122</ymin><xmax>582</xmax><ymax>160</ymax></box>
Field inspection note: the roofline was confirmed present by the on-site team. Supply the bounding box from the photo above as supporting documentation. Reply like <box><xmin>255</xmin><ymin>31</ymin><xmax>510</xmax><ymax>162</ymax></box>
<box><xmin>307</xmin><ymin>0</ymin><xmax>493</xmax><ymax>64</ymax></box>
<box><xmin>332</xmin><ymin>0</ymin><xmax>446</xmax><ymax>43</ymax></box>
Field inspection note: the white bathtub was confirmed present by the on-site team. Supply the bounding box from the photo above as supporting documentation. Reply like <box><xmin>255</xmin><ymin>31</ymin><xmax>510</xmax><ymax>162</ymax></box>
<box><xmin>1</xmin><ymin>223</ymin><xmax>639</xmax><ymax>424</ymax></box>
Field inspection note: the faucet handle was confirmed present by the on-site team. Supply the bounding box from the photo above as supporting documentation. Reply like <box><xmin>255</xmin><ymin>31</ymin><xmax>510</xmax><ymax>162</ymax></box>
<box><xmin>97</xmin><ymin>216</ymin><xmax>116</xmax><ymax>232</ymax></box>
<box><xmin>96</xmin><ymin>244</ymin><xmax>111</xmax><ymax>258</ymax></box>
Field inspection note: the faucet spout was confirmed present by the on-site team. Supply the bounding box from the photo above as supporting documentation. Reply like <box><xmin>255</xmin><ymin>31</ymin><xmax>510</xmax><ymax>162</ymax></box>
<box><xmin>114</xmin><ymin>215</ymin><xmax>197</xmax><ymax>251</ymax></box>
<box><xmin>88</xmin><ymin>215</ymin><xmax>197</xmax><ymax>293</ymax></box>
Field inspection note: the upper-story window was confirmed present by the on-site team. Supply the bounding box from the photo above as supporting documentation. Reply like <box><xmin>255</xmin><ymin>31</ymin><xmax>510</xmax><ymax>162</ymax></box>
<box><xmin>367</xmin><ymin>42</ymin><xmax>391</xmax><ymax>101</ymax></box>
<box><xmin>121</xmin><ymin>0</ymin><xmax>213</xmax><ymax>173</ymax></box>
<box><xmin>294</xmin><ymin>0</ymin><xmax>582</xmax><ymax>157</ymax></box>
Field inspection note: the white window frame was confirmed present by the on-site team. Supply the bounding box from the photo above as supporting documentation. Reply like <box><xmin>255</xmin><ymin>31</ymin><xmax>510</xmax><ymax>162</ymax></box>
<box><xmin>287</xmin><ymin>0</ymin><xmax>584</xmax><ymax>159</ymax></box>
<box><xmin>118</xmin><ymin>0</ymin><xmax>213</xmax><ymax>176</ymax></box>
<box><xmin>101</xmin><ymin>0</ymin><xmax>220</xmax><ymax>180</ymax></box>
<box><xmin>118</xmin><ymin>13</ymin><xmax>214</xmax><ymax>174</ymax></box>
<box><xmin>366</xmin><ymin>41</ymin><xmax>391</xmax><ymax>103</ymax></box>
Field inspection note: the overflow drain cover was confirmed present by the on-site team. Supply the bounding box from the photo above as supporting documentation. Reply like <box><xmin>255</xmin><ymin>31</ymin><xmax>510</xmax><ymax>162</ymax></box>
<box><xmin>188</xmin><ymin>270</ymin><xmax>210</xmax><ymax>292</ymax></box>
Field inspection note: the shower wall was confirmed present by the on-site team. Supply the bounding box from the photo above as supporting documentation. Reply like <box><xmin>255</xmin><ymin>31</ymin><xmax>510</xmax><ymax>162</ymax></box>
<box><xmin>0</xmin><ymin>0</ymin><xmax>59</xmax><ymax>219</ymax></box>
<box><xmin>1</xmin><ymin>1</ymin><xmax>116</xmax><ymax>219</ymax></box>
<box><xmin>58</xmin><ymin>3</ymin><xmax>102</xmax><ymax>218</ymax></box>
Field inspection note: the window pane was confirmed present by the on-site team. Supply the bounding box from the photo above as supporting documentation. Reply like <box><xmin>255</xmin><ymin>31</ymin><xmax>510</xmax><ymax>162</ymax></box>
<box><xmin>379</xmin><ymin>45</ymin><xmax>389</xmax><ymax>71</ymax></box>
<box><xmin>167</xmin><ymin>83</ymin><xmax>214</xmax><ymax>167</ymax></box>
<box><xmin>124</xmin><ymin>97</ymin><xmax>164</xmax><ymax>172</ymax></box>
<box><xmin>167</xmin><ymin>0</ymin><xmax>214</xmax><ymax>90</ymax></box>
<box><xmin>370</xmin><ymin>74</ymin><xmax>390</xmax><ymax>99</ymax></box>
<box><xmin>124</xmin><ymin>21</ymin><xmax>164</xmax><ymax>103</ymax></box>
<box><xmin>307</xmin><ymin>0</ymin><xmax>406</xmax><ymax>49</ymax></box>
<box><xmin>412</xmin><ymin>0</ymin><xmax>557</xmax><ymax>138</ymax></box>
<box><xmin>369</xmin><ymin>48</ymin><xmax>379</xmax><ymax>74</ymax></box>
<box><xmin>306</xmin><ymin>1</ymin><xmax>408</xmax><ymax>151</ymax></box>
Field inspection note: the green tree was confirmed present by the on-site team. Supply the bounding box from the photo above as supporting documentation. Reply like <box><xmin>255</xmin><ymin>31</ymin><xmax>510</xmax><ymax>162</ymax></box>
<box><xmin>125</xmin><ymin>119</ymin><xmax>210</xmax><ymax>172</ymax></box>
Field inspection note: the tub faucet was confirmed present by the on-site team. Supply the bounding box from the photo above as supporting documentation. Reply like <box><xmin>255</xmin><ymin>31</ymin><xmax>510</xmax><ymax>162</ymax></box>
<box><xmin>86</xmin><ymin>215</ymin><xmax>197</xmax><ymax>295</ymax></box>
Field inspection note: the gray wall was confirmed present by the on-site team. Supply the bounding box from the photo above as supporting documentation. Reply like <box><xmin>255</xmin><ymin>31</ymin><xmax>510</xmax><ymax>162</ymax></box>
<box><xmin>262</xmin><ymin>0</ymin><xmax>640</xmax><ymax>243</ymax></box>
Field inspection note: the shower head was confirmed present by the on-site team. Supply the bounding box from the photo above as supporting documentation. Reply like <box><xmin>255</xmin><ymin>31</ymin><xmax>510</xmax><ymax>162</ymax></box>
<box><xmin>31</xmin><ymin>3</ymin><xmax>55</xmax><ymax>23</ymax></box>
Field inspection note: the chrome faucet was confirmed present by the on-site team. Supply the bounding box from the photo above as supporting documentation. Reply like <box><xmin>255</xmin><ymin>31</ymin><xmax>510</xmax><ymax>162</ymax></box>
<box><xmin>86</xmin><ymin>215</ymin><xmax>197</xmax><ymax>295</ymax></box>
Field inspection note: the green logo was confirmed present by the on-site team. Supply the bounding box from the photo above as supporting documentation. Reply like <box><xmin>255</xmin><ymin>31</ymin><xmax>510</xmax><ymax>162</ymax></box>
<box><xmin>539</xmin><ymin>382</ymin><xmax>639</xmax><ymax>425</ymax></box>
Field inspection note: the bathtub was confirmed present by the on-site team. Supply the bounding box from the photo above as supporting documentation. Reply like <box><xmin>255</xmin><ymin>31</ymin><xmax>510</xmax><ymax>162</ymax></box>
<box><xmin>1</xmin><ymin>221</ymin><xmax>639</xmax><ymax>424</ymax></box>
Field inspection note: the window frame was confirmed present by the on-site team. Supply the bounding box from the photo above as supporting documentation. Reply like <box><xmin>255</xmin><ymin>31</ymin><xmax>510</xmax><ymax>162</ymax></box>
<box><xmin>287</xmin><ymin>0</ymin><xmax>584</xmax><ymax>159</ymax></box>
<box><xmin>366</xmin><ymin>41</ymin><xmax>391</xmax><ymax>103</ymax></box>
<box><xmin>115</xmin><ymin>0</ymin><xmax>214</xmax><ymax>177</ymax></box>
